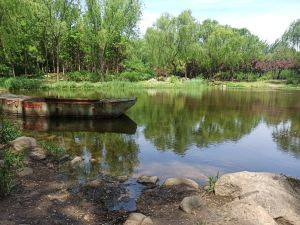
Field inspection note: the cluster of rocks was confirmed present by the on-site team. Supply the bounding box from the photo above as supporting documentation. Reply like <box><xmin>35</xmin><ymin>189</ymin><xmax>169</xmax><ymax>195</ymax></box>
<box><xmin>123</xmin><ymin>172</ymin><xmax>300</xmax><ymax>225</ymax></box>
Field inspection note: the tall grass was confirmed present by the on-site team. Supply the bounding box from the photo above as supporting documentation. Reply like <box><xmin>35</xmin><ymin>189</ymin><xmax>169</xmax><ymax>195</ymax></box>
<box><xmin>0</xmin><ymin>120</ymin><xmax>21</xmax><ymax>144</ymax></box>
<box><xmin>0</xmin><ymin>77</ymin><xmax>45</xmax><ymax>90</ymax></box>
<box><xmin>0</xmin><ymin>149</ymin><xmax>23</xmax><ymax>196</ymax></box>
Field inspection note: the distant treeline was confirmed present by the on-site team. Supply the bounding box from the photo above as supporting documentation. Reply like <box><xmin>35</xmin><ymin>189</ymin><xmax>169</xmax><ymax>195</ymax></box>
<box><xmin>0</xmin><ymin>0</ymin><xmax>299</xmax><ymax>81</ymax></box>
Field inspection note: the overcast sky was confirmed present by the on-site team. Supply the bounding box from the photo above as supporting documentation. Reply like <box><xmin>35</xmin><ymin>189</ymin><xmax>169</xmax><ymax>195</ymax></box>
<box><xmin>139</xmin><ymin>0</ymin><xmax>300</xmax><ymax>43</ymax></box>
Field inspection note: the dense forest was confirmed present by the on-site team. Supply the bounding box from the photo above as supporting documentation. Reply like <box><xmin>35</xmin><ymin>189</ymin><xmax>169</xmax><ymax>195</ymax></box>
<box><xmin>0</xmin><ymin>0</ymin><xmax>299</xmax><ymax>81</ymax></box>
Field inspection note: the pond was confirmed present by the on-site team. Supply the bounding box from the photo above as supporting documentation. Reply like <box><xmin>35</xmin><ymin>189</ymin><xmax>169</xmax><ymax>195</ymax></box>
<box><xmin>5</xmin><ymin>87</ymin><xmax>300</xmax><ymax>209</ymax></box>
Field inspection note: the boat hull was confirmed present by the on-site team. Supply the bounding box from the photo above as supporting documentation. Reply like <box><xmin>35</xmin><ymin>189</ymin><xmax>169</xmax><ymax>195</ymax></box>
<box><xmin>0</xmin><ymin>95</ymin><xmax>137</xmax><ymax>118</ymax></box>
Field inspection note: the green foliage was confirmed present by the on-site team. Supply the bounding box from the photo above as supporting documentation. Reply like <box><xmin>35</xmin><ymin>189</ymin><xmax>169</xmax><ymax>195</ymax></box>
<box><xmin>286</xmin><ymin>70</ymin><xmax>300</xmax><ymax>85</ymax></box>
<box><xmin>118</xmin><ymin>71</ymin><xmax>153</xmax><ymax>82</ymax></box>
<box><xmin>0</xmin><ymin>121</ymin><xmax>21</xmax><ymax>144</ymax></box>
<box><xmin>206</xmin><ymin>172</ymin><xmax>219</xmax><ymax>194</ymax></box>
<box><xmin>40</xmin><ymin>142</ymin><xmax>65</xmax><ymax>160</ymax></box>
<box><xmin>0</xmin><ymin>77</ymin><xmax>44</xmax><ymax>90</ymax></box>
<box><xmin>0</xmin><ymin>149</ymin><xmax>23</xmax><ymax>196</ymax></box>
<box><xmin>65</xmin><ymin>71</ymin><xmax>101</xmax><ymax>82</ymax></box>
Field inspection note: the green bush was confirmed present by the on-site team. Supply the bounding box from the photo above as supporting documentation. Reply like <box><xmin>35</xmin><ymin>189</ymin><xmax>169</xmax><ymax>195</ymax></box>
<box><xmin>0</xmin><ymin>121</ymin><xmax>21</xmax><ymax>144</ymax></box>
<box><xmin>118</xmin><ymin>71</ymin><xmax>153</xmax><ymax>82</ymax></box>
<box><xmin>285</xmin><ymin>70</ymin><xmax>300</xmax><ymax>84</ymax></box>
<box><xmin>0</xmin><ymin>149</ymin><xmax>23</xmax><ymax>196</ymax></box>
<box><xmin>235</xmin><ymin>72</ymin><xmax>257</xmax><ymax>82</ymax></box>
<box><xmin>65</xmin><ymin>71</ymin><xmax>101</xmax><ymax>82</ymax></box>
<box><xmin>40</xmin><ymin>142</ymin><xmax>65</xmax><ymax>160</ymax></box>
<box><xmin>0</xmin><ymin>77</ymin><xmax>44</xmax><ymax>90</ymax></box>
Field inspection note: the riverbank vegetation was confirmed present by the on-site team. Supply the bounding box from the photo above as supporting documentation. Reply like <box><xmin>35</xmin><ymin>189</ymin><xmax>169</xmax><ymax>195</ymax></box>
<box><xmin>0</xmin><ymin>121</ymin><xmax>23</xmax><ymax>196</ymax></box>
<box><xmin>0</xmin><ymin>0</ymin><xmax>299</xmax><ymax>85</ymax></box>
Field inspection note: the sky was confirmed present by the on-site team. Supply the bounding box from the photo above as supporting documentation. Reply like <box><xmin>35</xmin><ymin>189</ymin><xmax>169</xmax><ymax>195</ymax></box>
<box><xmin>139</xmin><ymin>0</ymin><xmax>300</xmax><ymax>43</ymax></box>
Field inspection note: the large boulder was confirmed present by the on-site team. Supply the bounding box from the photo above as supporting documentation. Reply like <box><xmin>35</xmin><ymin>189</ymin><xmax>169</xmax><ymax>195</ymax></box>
<box><xmin>163</xmin><ymin>177</ymin><xmax>199</xmax><ymax>190</ymax></box>
<box><xmin>124</xmin><ymin>213</ymin><xmax>153</xmax><ymax>225</ymax></box>
<box><xmin>10</xmin><ymin>137</ymin><xmax>37</xmax><ymax>153</ymax></box>
<box><xmin>215</xmin><ymin>200</ymin><xmax>278</xmax><ymax>225</ymax></box>
<box><xmin>179</xmin><ymin>195</ymin><xmax>203</xmax><ymax>214</ymax></box>
<box><xmin>215</xmin><ymin>172</ymin><xmax>300</xmax><ymax>224</ymax></box>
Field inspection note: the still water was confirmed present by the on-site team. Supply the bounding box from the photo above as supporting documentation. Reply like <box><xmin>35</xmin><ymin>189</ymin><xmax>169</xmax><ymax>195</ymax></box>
<box><xmin>10</xmin><ymin>87</ymin><xmax>300</xmax><ymax>182</ymax></box>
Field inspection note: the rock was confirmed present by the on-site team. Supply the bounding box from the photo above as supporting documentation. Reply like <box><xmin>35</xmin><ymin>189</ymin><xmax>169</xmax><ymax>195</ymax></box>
<box><xmin>215</xmin><ymin>172</ymin><xmax>300</xmax><ymax>224</ymax></box>
<box><xmin>116</xmin><ymin>175</ymin><xmax>128</xmax><ymax>183</ymax></box>
<box><xmin>124</xmin><ymin>213</ymin><xmax>153</xmax><ymax>225</ymax></box>
<box><xmin>137</xmin><ymin>175</ymin><xmax>159</xmax><ymax>185</ymax></box>
<box><xmin>17</xmin><ymin>167</ymin><xmax>33</xmax><ymax>177</ymax></box>
<box><xmin>163</xmin><ymin>177</ymin><xmax>199</xmax><ymax>190</ymax></box>
<box><xmin>216</xmin><ymin>200</ymin><xmax>278</xmax><ymax>225</ymax></box>
<box><xmin>90</xmin><ymin>158</ymin><xmax>97</xmax><ymax>163</ymax></box>
<box><xmin>70</xmin><ymin>156</ymin><xmax>83</xmax><ymax>167</ymax></box>
<box><xmin>86</xmin><ymin>179</ymin><xmax>102</xmax><ymax>188</ymax></box>
<box><xmin>179</xmin><ymin>195</ymin><xmax>202</xmax><ymax>214</ymax></box>
<box><xmin>29</xmin><ymin>147</ymin><xmax>46</xmax><ymax>160</ymax></box>
<box><xmin>10</xmin><ymin>137</ymin><xmax>37</xmax><ymax>152</ymax></box>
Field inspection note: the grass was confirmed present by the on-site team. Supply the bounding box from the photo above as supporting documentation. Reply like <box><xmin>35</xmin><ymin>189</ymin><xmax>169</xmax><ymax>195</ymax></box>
<box><xmin>0</xmin><ymin>120</ymin><xmax>22</xmax><ymax>144</ymax></box>
<box><xmin>0</xmin><ymin>75</ymin><xmax>300</xmax><ymax>91</ymax></box>
<box><xmin>0</xmin><ymin>149</ymin><xmax>23</xmax><ymax>196</ymax></box>
<box><xmin>40</xmin><ymin>142</ymin><xmax>65</xmax><ymax>160</ymax></box>
<box><xmin>206</xmin><ymin>172</ymin><xmax>219</xmax><ymax>194</ymax></box>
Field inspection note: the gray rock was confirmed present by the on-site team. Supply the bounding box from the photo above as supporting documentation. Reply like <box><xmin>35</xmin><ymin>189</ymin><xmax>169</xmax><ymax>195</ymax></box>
<box><xmin>124</xmin><ymin>213</ymin><xmax>153</xmax><ymax>225</ymax></box>
<box><xmin>70</xmin><ymin>156</ymin><xmax>83</xmax><ymax>167</ymax></box>
<box><xmin>10</xmin><ymin>137</ymin><xmax>37</xmax><ymax>153</ymax></box>
<box><xmin>29</xmin><ymin>147</ymin><xmax>46</xmax><ymax>160</ymax></box>
<box><xmin>86</xmin><ymin>179</ymin><xmax>102</xmax><ymax>188</ymax></box>
<box><xmin>163</xmin><ymin>177</ymin><xmax>199</xmax><ymax>190</ymax></box>
<box><xmin>179</xmin><ymin>195</ymin><xmax>203</xmax><ymax>214</ymax></box>
<box><xmin>17</xmin><ymin>167</ymin><xmax>33</xmax><ymax>177</ymax></box>
<box><xmin>215</xmin><ymin>171</ymin><xmax>300</xmax><ymax>224</ymax></box>
<box><xmin>215</xmin><ymin>200</ymin><xmax>278</xmax><ymax>225</ymax></box>
<box><xmin>137</xmin><ymin>175</ymin><xmax>159</xmax><ymax>185</ymax></box>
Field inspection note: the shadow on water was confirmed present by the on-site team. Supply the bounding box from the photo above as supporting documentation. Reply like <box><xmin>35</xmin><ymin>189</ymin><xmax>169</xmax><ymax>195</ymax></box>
<box><xmin>20</xmin><ymin>114</ymin><xmax>137</xmax><ymax>134</ymax></box>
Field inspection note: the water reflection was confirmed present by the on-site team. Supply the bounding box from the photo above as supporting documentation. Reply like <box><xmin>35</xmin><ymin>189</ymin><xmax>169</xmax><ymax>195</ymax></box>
<box><xmin>4</xmin><ymin>88</ymin><xmax>300</xmax><ymax>179</ymax></box>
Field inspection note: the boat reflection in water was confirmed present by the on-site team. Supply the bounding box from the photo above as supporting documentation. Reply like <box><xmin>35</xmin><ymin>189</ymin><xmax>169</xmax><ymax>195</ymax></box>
<box><xmin>20</xmin><ymin>115</ymin><xmax>137</xmax><ymax>134</ymax></box>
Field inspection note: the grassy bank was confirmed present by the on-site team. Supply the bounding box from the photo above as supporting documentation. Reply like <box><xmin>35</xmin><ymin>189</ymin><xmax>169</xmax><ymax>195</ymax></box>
<box><xmin>0</xmin><ymin>76</ymin><xmax>300</xmax><ymax>92</ymax></box>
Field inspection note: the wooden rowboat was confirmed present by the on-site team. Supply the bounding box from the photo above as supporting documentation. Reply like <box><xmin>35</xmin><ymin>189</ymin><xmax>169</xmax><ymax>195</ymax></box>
<box><xmin>0</xmin><ymin>94</ymin><xmax>137</xmax><ymax>118</ymax></box>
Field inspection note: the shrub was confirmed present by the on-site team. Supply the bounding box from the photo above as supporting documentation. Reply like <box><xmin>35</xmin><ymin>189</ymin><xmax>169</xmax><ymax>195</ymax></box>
<box><xmin>0</xmin><ymin>77</ymin><xmax>44</xmax><ymax>90</ymax></box>
<box><xmin>118</xmin><ymin>71</ymin><xmax>153</xmax><ymax>82</ymax></box>
<box><xmin>0</xmin><ymin>149</ymin><xmax>23</xmax><ymax>196</ymax></box>
<box><xmin>0</xmin><ymin>121</ymin><xmax>21</xmax><ymax>144</ymax></box>
<box><xmin>40</xmin><ymin>142</ymin><xmax>65</xmax><ymax>160</ymax></box>
<box><xmin>206</xmin><ymin>172</ymin><xmax>219</xmax><ymax>194</ymax></box>
<box><xmin>65</xmin><ymin>71</ymin><xmax>101</xmax><ymax>82</ymax></box>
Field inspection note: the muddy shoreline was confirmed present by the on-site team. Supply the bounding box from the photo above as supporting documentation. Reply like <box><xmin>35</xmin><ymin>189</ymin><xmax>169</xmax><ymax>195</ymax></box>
<box><xmin>1</xmin><ymin>136</ymin><xmax>300</xmax><ymax>225</ymax></box>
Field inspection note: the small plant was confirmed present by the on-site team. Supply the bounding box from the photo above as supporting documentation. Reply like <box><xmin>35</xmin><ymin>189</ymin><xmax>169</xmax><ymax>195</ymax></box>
<box><xmin>0</xmin><ymin>149</ymin><xmax>23</xmax><ymax>196</ymax></box>
<box><xmin>196</xmin><ymin>221</ymin><xmax>207</xmax><ymax>225</ymax></box>
<box><xmin>206</xmin><ymin>172</ymin><xmax>219</xmax><ymax>194</ymax></box>
<box><xmin>40</xmin><ymin>142</ymin><xmax>65</xmax><ymax>160</ymax></box>
<box><xmin>0</xmin><ymin>120</ymin><xmax>21</xmax><ymax>144</ymax></box>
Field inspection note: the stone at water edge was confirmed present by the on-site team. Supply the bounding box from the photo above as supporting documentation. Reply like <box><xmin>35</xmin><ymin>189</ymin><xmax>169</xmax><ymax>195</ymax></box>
<box><xmin>70</xmin><ymin>156</ymin><xmax>83</xmax><ymax>167</ymax></box>
<box><xmin>116</xmin><ymin>175</ymin><xmax>129</xmax><ymax>183</ymax></box>
<box><xmin>179</xmin><ymin>195</ymin><xmax>203</xmax><ymax>214</ymax></box>
<box><xmin>10</xmin><ymin>137</ymin><xmax>37</xmax><ymax>153</ymax></box>
<box><xmin>124</xmin><ymin>213</ymin><xmax>153</xmax><ymax>225</ymax></box>
<box><xmin>214</xmin><ymin>171</ymin><xmax>300</xmax><ymax>224</ymax></box>
<box><xmin>17</xmin><ymin>167</ymin><xmax>33</xmax><ymax>177</ymax></box>
<box><xmin>163</xmin><ymin>177</ymin><xmax>199</xmax><ymax>190</ymax></box>
<box><xmin>86</xmin><ymin>179</ymin><xmax>102</xmax><ymax>188</ymax></box>
<box><xmin>137</xmin><ymin>175</ymin><xmax>159</xmax><ymax>185</ymax></box>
